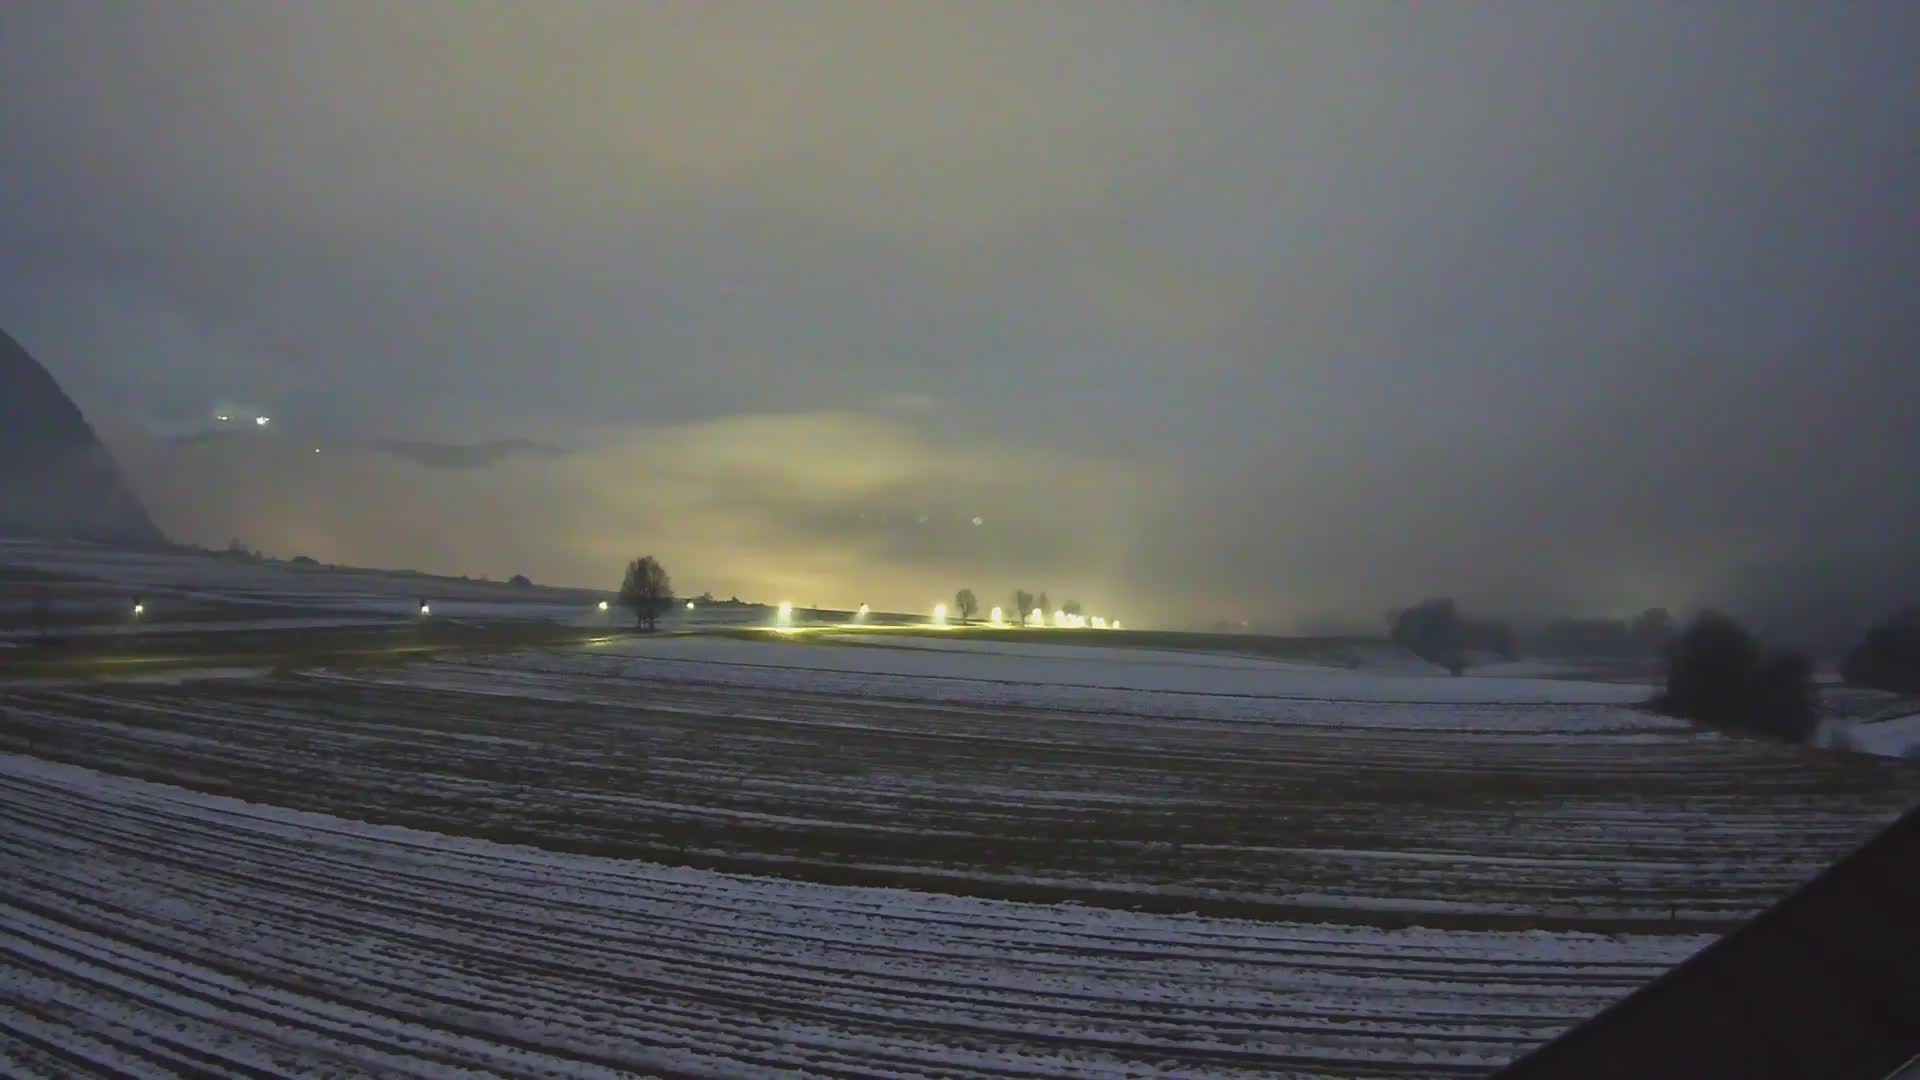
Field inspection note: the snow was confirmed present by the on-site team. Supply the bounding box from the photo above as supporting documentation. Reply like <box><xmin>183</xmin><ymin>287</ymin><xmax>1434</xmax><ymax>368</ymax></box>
<box><xmin>554</xmin><ymin>632</ymin><xmax>1662</xmax><ymax>713</ymax></box>
<box><xmin>0</xmin><ymin>537</ymin><xmax>610</xmax><ymax>624</ymax></box>
<box><xmin>1820</xmin><ymin>712</ymin><xmax>1920</xmax><ymax>760</ymax></box>
<box><xmin>0</xmin><ymin>753</ymin><xmax>1708</xmax><ymax>1076</ymax></box>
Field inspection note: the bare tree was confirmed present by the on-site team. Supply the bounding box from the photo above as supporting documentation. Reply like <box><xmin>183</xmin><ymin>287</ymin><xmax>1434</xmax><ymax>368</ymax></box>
<box><xmin>1062</xmin><ymin>600</ymin><xmax>1083</xmax><ymax>617</ymax></box>
<box><xmin>619</xmin><ymin>556</ymin><xmax>673</xmax><ymax>631</ymax></box>
<box><xmin>1012</xmin><ymin>589</ymin><xmax>1035</xmax><ymax>627</ymax></box>
<box><xmin>1037</xmin><ymin>591</ymin><xmax>1051</xmax><ymax>617</ymax></box>
<box><xmin>954</xmin><ymin>588</ymin><xmax>979</xmax><ymax>624</ymax></box>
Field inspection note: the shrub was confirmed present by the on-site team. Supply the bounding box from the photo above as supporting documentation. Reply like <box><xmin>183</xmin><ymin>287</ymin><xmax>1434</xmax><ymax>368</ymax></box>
<box><xmin>1841</xmin><ymin>609</ymin><xmax>1920</xmax><ymax>695</ymax></box>
<box><xmin>1654</xmin><ymin>612</ymin><xmax>1815</xmax><ymax>741</ymax></box>
<box><xmin>1749</xmin><ymin>651</ymin><xmax>1817</xmax><ymax>742</ymax></box>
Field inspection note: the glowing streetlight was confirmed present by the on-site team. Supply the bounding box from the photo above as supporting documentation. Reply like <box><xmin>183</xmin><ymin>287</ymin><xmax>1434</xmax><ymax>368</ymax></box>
<box><xmin>989</xmin><ymin>606</ymin><xmax>1004</xmax><ymax>627</ymax></box>
<box><xmin>932</xmin><ymin>602</ymin><xmax>948</xmax><ymax>626</ymax></box>
<box><xmin>686</xmin><ymin>600</ymin><xmax>696</xmax><ymax>610</ymax></box>
<box><xmin>1030</xmin><ymin>608</ymin><xmax>1045</xmax><ymax>627</ymax></box>
<box><xmin>418</xmin><ymin>602</ymin><xmax>431</xmax><ymax>616</ymax></box>
<box><xmin>255</xmin><ymin>416</ymin><xmax>271</xmax><ymax>427</ymax></box>
<box><xmin>1053</xmin><ymin>609</ymin><xmax>1067</xmax><ymax>628</ymax></box>
<box><xmin>132</xmin><ymin>601</ymin><xmax>145</xmax><ymax>617</ymax></box>
<box><xmin>1091</xmin><ymin>616</ymin><xmax>1108</xmax><ymax>629</ymax></box>
<box><xmin>216</xmin><ymin>414</ymin><xmax>230</xmax><ymax>422</ymax></box>
<box><xmin>1112</xmin><ymin>620</ymin><xmax>1123</xmax><ymax>631</ymax></box>
<box><xmin>597</xmin><ymin>600</ymin><xmax>609</xmax><ymax>611</ymax></box>
<box><xmin>777</xmin><ymin>601</ymin><xmax>794</xmax><ymax>626</ymax></box>
<box><xmin>857</xmin><ymin>603</ymin><xmax>870</xmax><ymax>619</ymax></box>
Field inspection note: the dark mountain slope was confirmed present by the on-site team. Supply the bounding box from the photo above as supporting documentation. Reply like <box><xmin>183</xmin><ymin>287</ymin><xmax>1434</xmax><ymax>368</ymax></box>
<box><xmin>0</xmin><ymin>327</ymin><xmax>164</xmax><ymax>545</ymax></box>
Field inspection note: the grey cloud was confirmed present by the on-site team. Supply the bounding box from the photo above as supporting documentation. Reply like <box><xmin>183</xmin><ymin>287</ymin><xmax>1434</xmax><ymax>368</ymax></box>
<box><xmin>8</xmin><ymin>3</ymin><xmax>1920</xmax><ymax>634</ymax></box>
<box><xmin>375</xmin><ymin>440</ymin><xmax>568</xmax><ymax>470</ymax></box>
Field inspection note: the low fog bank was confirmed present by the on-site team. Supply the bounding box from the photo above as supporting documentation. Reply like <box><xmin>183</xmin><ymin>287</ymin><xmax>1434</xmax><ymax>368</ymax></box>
<box><xmin>101</xmin><ymin>412</ymin><xmax>1919</xmax><ymax>649</ymax></box>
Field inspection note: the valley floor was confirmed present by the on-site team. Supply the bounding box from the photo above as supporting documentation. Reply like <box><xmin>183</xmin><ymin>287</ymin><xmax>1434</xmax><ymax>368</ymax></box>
<box><xmin>3</xmin><ymin>629</ymin><xmax>1917</xmax><ymax>1076</ymax></box>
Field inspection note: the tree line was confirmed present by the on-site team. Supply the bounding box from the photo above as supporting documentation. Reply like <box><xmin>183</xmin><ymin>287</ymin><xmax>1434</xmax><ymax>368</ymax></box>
<box><xmin>1389</xmin><ymin>592</ymin><xmax>1920</xmax><ymax>743</ymax></box>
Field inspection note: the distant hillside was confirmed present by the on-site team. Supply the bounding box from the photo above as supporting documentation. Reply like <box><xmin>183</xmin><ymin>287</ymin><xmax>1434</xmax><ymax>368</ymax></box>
<box><xmin>0</xmin><ymin>327</ymin><xmax>164</xmax><ymax>546</ymax></box>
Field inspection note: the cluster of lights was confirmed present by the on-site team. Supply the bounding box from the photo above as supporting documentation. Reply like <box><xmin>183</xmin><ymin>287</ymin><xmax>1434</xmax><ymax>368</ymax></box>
<box><xmin>734</xmin><ymin>597</ymin><xmax>1123</xmax><ymax>632</ymax></box>
<box><xmin>1009</xmin><ymin>609</ymin><xmax>1119</xmax><ymax>630</ymax></box>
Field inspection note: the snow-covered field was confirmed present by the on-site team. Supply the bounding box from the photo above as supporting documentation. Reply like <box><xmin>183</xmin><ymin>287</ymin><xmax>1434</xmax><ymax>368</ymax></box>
<box><xmin>0</xmin><ymin>537</ymin><xmax>614</xmax><ymax>634</ymax></box>
<box><xmin>5</xmin><ymin>572</ymin><xmax>1920</xmax><ymax>1075</ymax></box>
<box><xmin>653</xmin><ymin>631</ymin><xmax>1655</xmax><ymax>706</ymax></box>
<box><xmin>0</xmin><ymin>753</ymin><xmax>1709</xmax><ymax>1077</ymax></box>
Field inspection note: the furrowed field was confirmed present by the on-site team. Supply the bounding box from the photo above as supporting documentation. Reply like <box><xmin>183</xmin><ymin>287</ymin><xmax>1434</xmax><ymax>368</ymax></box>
<box><xmin>4</xmin><ymin>608</ymin><xmax>1918</xmax><ymax>1076</ymax></box>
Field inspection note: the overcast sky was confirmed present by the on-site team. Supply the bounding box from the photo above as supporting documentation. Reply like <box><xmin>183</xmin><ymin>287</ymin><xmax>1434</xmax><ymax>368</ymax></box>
<box><xmin>3</xmin><ymin>2</ymin><xmax>1916</xmax><ymax>633</ymax></box>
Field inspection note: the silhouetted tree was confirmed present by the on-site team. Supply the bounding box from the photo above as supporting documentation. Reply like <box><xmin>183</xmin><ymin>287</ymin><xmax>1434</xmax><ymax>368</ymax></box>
<box><xmin>1653</xmin><ymin>611</ymin><xmax>1816</xmax><ymax>741</ymax></box>
<box><xmin>509</xmin><ymin>573</ymin><xmax>532</xmax><ymax>588</ymax></box>
<box><xmin>1037</xmin><ymin>592</ymin><xmax>1051</xmax><ymax>617</ymax></box>
<box><xmin>618</xmin><ymin>556</ymin><xmax>673</xmax><ymax>631</ymax></box>
<box><xmin>1630</xmin><ymin>607</ymin><xmax>1675</xmax><ymax>654</ymax></box>
<box><xmin>1391</xmin><ymin>598</ymin><xmax>1464</xmax><ymax>674</ymax></box>
<box><xmin>1655</xmin><ymin>612</ymin><xmax>1758</xmax><ymax>729</ymax></box>
<box><xmin>1062</xmin><ymin>600</ymin><xmax>1083</xmax><ymax>618</ymax></box>
<box><xmin>1012</xmin><ymin>589</ymin><xmax>1035</xmax><ymax>627</ymax></box>
<box><xmin>1841</xmin><ymin>609</ymin><xmax>1920</xmax><ymax>695</ymax></box>
<box><xmin>954</xmin><ymin>588</ymin><xmax>979</xmax><ymax>623</ymax></box>
<box><xmin>1750</xmin><ymin>651</ymin><xmax>1817</xmax><ymax>741</ymax></box>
